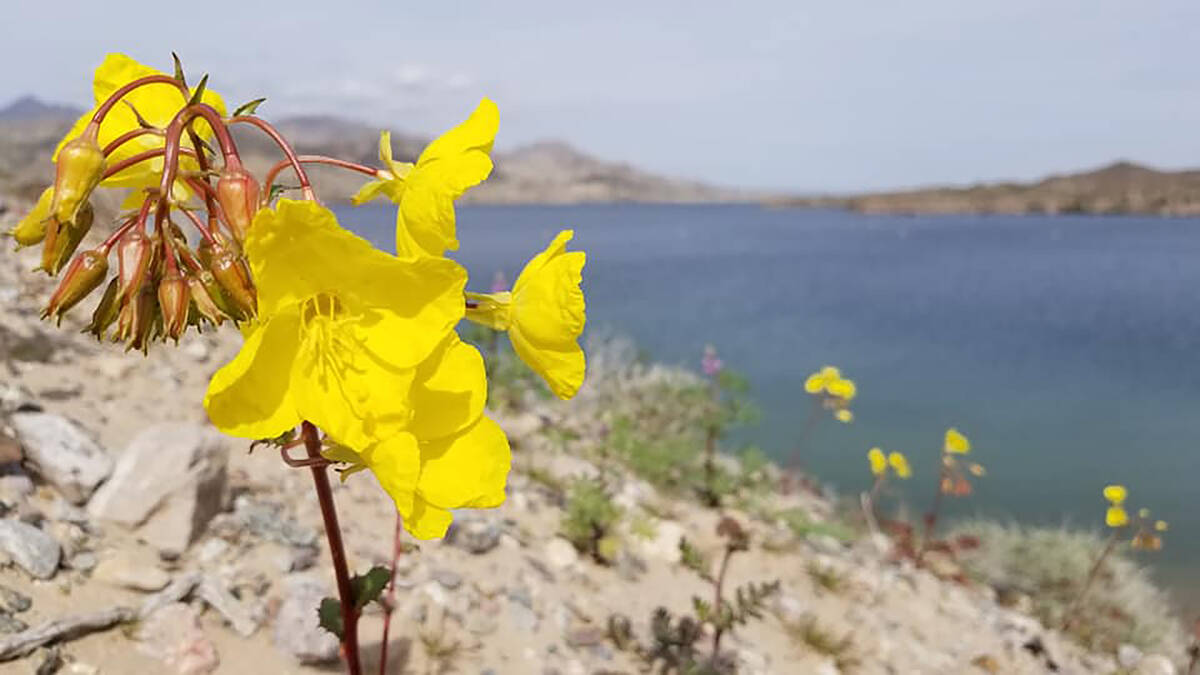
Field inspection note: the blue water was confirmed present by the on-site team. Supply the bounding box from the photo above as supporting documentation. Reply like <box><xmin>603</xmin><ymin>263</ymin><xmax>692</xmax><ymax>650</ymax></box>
<box><xmin>336</xmin><ymin>203</ymin><xmax>1200</xmax><ymax>609</ymax></box>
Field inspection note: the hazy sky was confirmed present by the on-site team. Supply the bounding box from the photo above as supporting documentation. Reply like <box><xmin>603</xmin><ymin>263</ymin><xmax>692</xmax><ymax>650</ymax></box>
<box><xmin>3</xmin><ymin>1</ymin><xmax>1198</xmax><ymax>192</ymax></box>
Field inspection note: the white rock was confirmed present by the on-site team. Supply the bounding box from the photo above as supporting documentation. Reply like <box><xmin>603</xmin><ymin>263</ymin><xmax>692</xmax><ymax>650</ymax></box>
<box><xmin>87</xmin><ymin>423</ymin><xmax>228</xmax><ymax>556</ymax></box>
<box><xmin>0</xmin><ymin>519</ymin><xmax>60</xmax><ymax>579</ymax></box>
<box><xmin>1134</xmin><ymin>655</ymin><xmax>1177</xmax><ymax>675</ymax></box>
<box><xmin>544</xmin><ymin>538</ymin><xmax>579</xmax><ymax>569</ymax></box>
<box><xmin>632</xmin><ymin>519</ymin><xmax>685</xmax><ymax>563</ymax></box>
<box><xmin>274</xmin><ymin>576</ymin><xmax>339</xmax><ymax>664</ymax></box>
<box><xmin>93</xmin><ymin>551</ymin><xmax>171</xmax><ymax>592</ymax></box>
<box><xmin>10</xmin><ymin>412</ymin><xmax>112</xmax><ymax>504</ymax></box>
<box><xmin>135</xmin><ymin>602</ymin><xmax>220</xmax><ymax>674</ymax></box>
<box><xmin>1118</xmin><ymin>644</ymin><xmax>1145</xmax><ymax>669</ymax></box>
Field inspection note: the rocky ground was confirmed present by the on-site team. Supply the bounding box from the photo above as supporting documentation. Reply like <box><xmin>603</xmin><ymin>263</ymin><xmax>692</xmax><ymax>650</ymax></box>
<box><xmin>0</xmin><ymin>194</ymin><xmax>1186</xmax><ymax>674</ymax></box>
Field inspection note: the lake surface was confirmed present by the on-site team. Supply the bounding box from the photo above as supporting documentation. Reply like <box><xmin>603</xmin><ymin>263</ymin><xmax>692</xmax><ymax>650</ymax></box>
<box><xmin>336</xmin><ymin>203</ymin><xmax>1200</xmax><ymax>610</ymax></box>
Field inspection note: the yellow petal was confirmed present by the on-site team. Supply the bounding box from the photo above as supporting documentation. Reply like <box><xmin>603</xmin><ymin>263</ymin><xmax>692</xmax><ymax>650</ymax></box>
<box><xmin>8</xmin><ymin>188</ymin><xmax>54</xmax><ymax>247</ymax></box>
<box><xmin>888</xmin><ymin>452</ymin><xmax>912</xmax><ymax>479</ymax></box>
<box><xmin>464</xmin><ymin>291</ymin><xmax>513</xmax><ymax>331</ymax></box>
<box><xmin>1155</xmin><ymin>520</ymin><xmax>1168</xmax><ymax>532</ymax></box>
<box><xmin>203</xmin><ymin>312</ymin><xmax>302</xmax><ymax>440</ymax></box>
<box><xmin>834</xmin><ymin>409</ymin><xmax>853</xmax><ymax>423</ymax></box>
<box><xmin>408</xmin><ymin>336</ymin><xmax>488</xmax><ymax>442</ymax></box>
<box><xmin>867</xmin><ymin>448</ymin><xmax>887</xmax><ymax>476</ymax></box>
<box><xmin>401</xmin><ymin>495</ymin><xmax>455</xmax><ymax>540</ymax></box>
<box><xmin>417</xmin><ymin>416</ymin><xmax>510</xmax><ymax>510</ymax></box>
<box><xmin>1102</xmin><ymin>484</ymin><xmax>1127</xmax><ymax>504</ymax></box>
<box><xmin>361</xmin><ymin>432</ymin><xmax>420</xmax><ymax>516</ymax></box>
<box><xmin>1106</xmin><ymin>505</ymin><xmax>1128</xmax><ymax>528</ymax></box>
<box><xmin>512</xmin><ymin>250</ymin><xmax>586</xmax><ymax>347</ymax></box>
<box><xmin>826</xmin><ymin>377</ymin><xmax>856</xmax><ymax>400</ymax></box>
<box><xmin>510</xmin><ymin>323</ymin><xmax>586</xmax><ymax>400</ymax></box>
<box><xmin>417</xmin><ymin>98</ymin><xmax>499</xmax><ymax>167</ymax></box>
<box><xmin>803</xmin><ymin>374</ymin><xmax>824</xmax><ymax>394</ymax></box>
<box><xmin>944</xmin><ymin>428</ymin><xmax>971</xmax><ymax>454</ymax></box>
<box><xmin>247</xmin><ymin>199</ymin><xmax>466</xmax><ymax>367</ymax></box>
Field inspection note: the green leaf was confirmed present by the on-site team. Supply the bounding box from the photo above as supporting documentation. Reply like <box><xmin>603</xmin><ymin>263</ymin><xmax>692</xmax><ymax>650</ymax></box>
<box><xmin>268</xmin><ymin>184</ymin><xmax>297</xmax><ymax>202</ymax></box>
<box><xmin>232</xmin><ymin>98</ymin><xmax>267</xmax><ymax>117</ymax></box>
<box><xmin>172</xmin><ymin>52</ymin><xmax>187</xmax><ymax>87</ymax></box>
<box><xmin>187</xmin><ymin>74</ymin><xmax>209</xmax><ymax>107</ymax></box>
<box><xmin>350</xmin><ymin>565</ymin><xmax>391</xmax><ymax>610</ymax></box>
<box><xmin>317</xmin><ymin>597</ymin><xmax>343</xmax><ymax>639</ymax></box>
<box><xmin>122</xmin><ymin>101</ymin><xmax>155</xmax><ymax>130</ymax></box>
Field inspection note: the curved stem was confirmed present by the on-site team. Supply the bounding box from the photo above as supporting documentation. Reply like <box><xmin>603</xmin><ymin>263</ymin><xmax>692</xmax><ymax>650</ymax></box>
<box><xmin>378</xmin><ymin>512</ymin><xmax>404</xmax><ymax>675</ymax></box>
<box><xmin>91</xmin><ymin>75</ymin><xmax>188</xmax><ymax>126</ymax></box>
<box><xmin>101</xmin><ymin>147</ymin><xmax>196</xmax><ymax>181</ymax></box>
<box><xmin>228</xmin><ymin>116</ymin><xmax>315</xmax><ymax>200</ymax></box>
<box><xmin>176</xmin><ymin>205</ymin><xmax>218</xmax><ymax>246</ymax></box>
<box><xmin>102</xmin><ymin>127</ymin><xmax>164</xmax><ymax>156</ymax></box>
<box><xmin>916</xmin><ymin>463</ymin><xmax>947</xmax><ymax>566</ymax></box>
<box><xmin>300</xmin><ymin>421</ymin><xmax>362</xmax><ymax>675</ymax></box>
<box><xmin>710</xmin><ymin>546</ymin><xmax>735</xmax><ymax>656</ymax></box>
<box><xmin>1060</xmin><ymin>532</ymin><xmax>1119</xmax><ymax>631</ymax></box>
<box><xmin>262</xmin><ymin>154</ymin><xmax>376</xmax><ymax>196</ymax></box>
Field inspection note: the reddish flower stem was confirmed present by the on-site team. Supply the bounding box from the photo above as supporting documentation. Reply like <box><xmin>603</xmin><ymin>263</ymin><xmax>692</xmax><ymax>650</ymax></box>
<box><xmin>262</xmin><ymin>154</ymin><xmax>376</xmax><ymax>196</ymax></box>
<box><xmin>300</xmin><ymin>421</ymin><xmax>362</xmax><ymax>675</ymax></box>
<box><xmin>227</xmin><ymin>116</ymin><xmax>315</xmax><ymax>200</ymax></box>
<box><xmin>176</xmin><ymin>205</ymin><xmax>218</xmax><ymax>246</ymax></box>
<box><xmin>90</xmin><ymin>75</ymin><xmax>188</xmax><ymax>127</ymax></box>
<box><xmin>101</xmin><ymin>147</ymin><xmax>196</xmax><ymax>181</ymax></box>
<box><xmin>916</xmin><ymin>461</ymin><xmax>947</xmax><ymax>565</ymax></box>
<box><xmin>102</xmin><ymin>127</ymin><xmax>164</xmax><ymax>156</ymax></box>
<box><xmin>1060</xmin><ymin>531</ymin><xmax>1119</xmax><ymax>631</ymax></box>
<box><xmin>378</xmin><ymin>512</ymin><xmax>404</xmax><ymax>675</ymax></box>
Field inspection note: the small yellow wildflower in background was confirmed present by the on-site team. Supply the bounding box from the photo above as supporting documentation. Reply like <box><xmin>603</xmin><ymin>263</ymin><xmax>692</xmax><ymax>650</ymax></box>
<box><xmin>888</xmin><ymin>451</ymin><xmax>912</xmax><ymax>479</ymax></box>
<box><xmin>867</xmin><ymin>447</ymin><xmax>911</xmax><ymax>480</ymax></box>
<box><xmin>944</xmin><ymin>428</ymin><xmax>971</xmax><ymax>454</ymax></box>
<box><xmin>868</xmin><ymin>447</ymin><xmax>887</xmax><ymax>476</ymax></box>
<box><xmin>804</xmin><ymin>365</ymin><xmax>856</xmax><ymax>423</ymax></box>
<box><xmin>1103</xmin><ymin>484</ymin><xmax>1129</xmax><ymax>528</ymax></box>
<box><xmin>466</xmin><ymin>230</ymin><xmax>587</xmax><ymax>399</ymax></box>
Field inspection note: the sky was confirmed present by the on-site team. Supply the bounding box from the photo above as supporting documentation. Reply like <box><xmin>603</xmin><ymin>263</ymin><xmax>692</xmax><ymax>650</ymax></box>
<box><xmin>2</xmin><ymin>1</ymin><xmax>1199</xmax><ymax>192</ymax></box>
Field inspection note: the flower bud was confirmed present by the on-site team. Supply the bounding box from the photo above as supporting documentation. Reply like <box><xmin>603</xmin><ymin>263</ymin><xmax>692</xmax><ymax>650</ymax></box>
<box><xmin>116</xmin><ymin>228</ymin><xmax>154</xmax><ymax>300</ymax></box>
<box><xmin>8</xmin><ymin>188</ymin><xmax>53</xmax><ymax>248</ymax></box>
<box><xmin>157</xmin><ymin>270</ymin><xmax>190</xmax><ymax>342</ymax></box>
<box><xmin>84</xmin><ymin>278</ymin><xmax>120</xmax><ymax>340</ymax></box>
<box><xmin>209</xmin><ymin>247</ymin><xmax>256</xmax><ymax>319</ymax></box>
<box><xmin>122</xmin><ymin>285</ymin><xmax>159</xmax><ymax>354</ymax></box>
<box><xmin>51</xmin><ymin>128</ymin><xmax>105</xmax><ymax>224</ymax></box>
<box><xmin>42</xmin><ymin>249</ymin><xmax>109</xmax><ymax>324</ymax></box>
<box><xmin>216</xmin><ymin>166</ymin><xmax>261</xmax><ymax>241</ymax></box>
<box><xmin>40</xmin><ymin>202</ymin><xmax>94</xmax><ymax>275</ymax></box>
<box><xmin>187</xmin><ymin>271</ymin><xmax>227</xmax><ymax>327</ymax></box>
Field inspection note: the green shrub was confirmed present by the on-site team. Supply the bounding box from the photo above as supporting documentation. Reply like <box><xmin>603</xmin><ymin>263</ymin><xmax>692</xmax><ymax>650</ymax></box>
<box><xmin>560</xmin><ymin>477</ymin><xmax>623</xmax><ymax>564</ymax></box>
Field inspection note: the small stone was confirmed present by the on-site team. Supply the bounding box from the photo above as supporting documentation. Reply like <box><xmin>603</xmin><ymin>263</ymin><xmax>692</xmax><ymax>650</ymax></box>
<box><xmin>65</xmin><ymin>552</ymin><xmax>97</xmax><ymax>571</ymax></box>
<box><xmin>432</xmin><ymin>568</ymin><xmax>463</xmax><ymax>590</ymax></box>
<box><xmin>0</xmin><ymin>519</ymin><xmax>60</xmax><ymax>579</ymax></box>
<box><xmin>544</xmin><ymin>538</ymin><xmax>578</xmax><ymax>570</ymax></box>
<box><xmin>278</xmin><ymin>545</ymin><xmax>317</xmax><ymax>572</ymax></box>
<box><xmin>0</xmin><ymin>382</ymin><xmax>38</xmax><ymax>415</ymax></box>
<box><xmin>93</xmin><ymin>551</ymin><xmax>171</xmax><ymax>592</ymax></box>
<box><xmin>10</xmin><ymin>412</ymin><xmax>112</xmax><ymax>505</ymax></box>
<box><xmin>87</xmin><ymin>424</ymin><xmax>228</xmax><ymax>556</ymax></box>
<box><xmin>564</xmin><ymin>624</ymin><xmax>604</xmax><ymax>648</ymax></box>
<box><xmin>231</xmin><ymin>497</ymin><xmax>317</xmax><ymax>548</ymax></box>
<box><xmin>466</xmin><ymin>611</ymin><xmax>499</xmax><ymax>636</ymax></box>
<box><xmin>135</xmin><ymin>602</ymin><xmax>220</xmax><ymax>674</ymax></box>
<box><xmin>632</xmin><ymin>520</ymin><xmax>684</xmax><ymax>563</ymax></box>
<box><xmin>273</xmin><ymin>576</ymin><xmax>339</xmax><ymax>664</ymax></box>
<box><xmin>0</xmin><ymin>584</ymin><xmax>31</xmax><ymax>613</ymax></box>
<box><xmin>31</xmin><ymin>645</ymin><xmax>62</xmax><ymax>674</ymax></box>
<box><xmin>196</xmin><ymin>576</ymin><xmax>261</xmax><ymax>638</ymax></box>
<box><xmin>92</xmin><ymin>356</ymin><xmax>135</xmax><ymax>380</ymax></box>
<box><xmin>446</xmin><ymin>517</ymin><xmax>502</xmax><ymax>555</ymax></box>
<box><xmin>182</xmin><ymin>341</ymin><xmax>209</xmax><ymax>362</ymax></box>
<box><xmin>66</xmin><ymin>664</ymin><xmax>99</xmax><ymax>675</ymax></box>
<box><xmin>1134</xmin><ymin>654</ymin><xmax>1177</xmax><ymax>675</ymax></box>
<box><xmin>0</xmin><ymin>472</ymin><xmax>34</xmax><ymax>507</ymax></box>
<box><xmin>0</xmin><ymin>611</ymin><xmax>27</xmax><ymax>633</ymax></box>
<box><xmin>1118</xmin><ymin>644</ymin><xmax>1144</xmax><ymax>669</ymax></box>
<box><xmin>196</xmin><ymin>539</ymin><xmax>229</xmax><ymax>564</ymax></box>
<box><xmin>806</xmin><ymin>533</ymin><xmax>845</xmax><ymax>555</ymax></box>
<box><xmin>509</xmin><ymin>600</ymin><xmax>539</xmax><ymax>632</ymax></box>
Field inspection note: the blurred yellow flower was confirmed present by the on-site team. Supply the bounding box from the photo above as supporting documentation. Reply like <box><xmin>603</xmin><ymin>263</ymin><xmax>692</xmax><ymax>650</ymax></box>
<box><xmin>352</xmin><ymin>99</ymin><xmax>498</xmax><ymax>258</ymax></box>
<box><xmin>968</xmin><ymin>462</ymin><xmax>986</xmax><ymax>477</ymax></box>
<box><xmin>1138</xmin><ymin>507</ymin><xmax>1151</xmax><ymax>519</ymax></box>
<box><xmin>465</xmin><ymin>230</ymin><xmax>586</xmax><ymax>399</ymax></box>
<box><xmin>826</xmin><ymin>377</ymin><xmax>856</xmax><ymax>401</ymax></box>
<box><xmin>1106</xmin><ymin>505</ymin><xmax>1128</xmax><ymax>528</ymax></box>
<box><xmin>804</xmin><ymin>366</ymin><xmax>841</xmax><ymax>394</ymax></box>
<box><xmin>944</xmin><ymin>428</ymin><xmax>971</xmax><ymax>454</ymax></box>
<box><xmin>1103</xmin><ymin>484</ymin><xmax>1127</xmax><ymax>504</ymax></box>
<box><xmin>55</xmin><ymin>53</ymin><xmax>225</xmax><ymax>193</ymax></box>
<box><xmin>888</xmin><ymin>451</ymin><xmax>912</xmax><ymax>479</ymax></box>
<box><xmin>834</xmin><ymin>409</ymin><xmax>853</xmax><ymax>423</ymax></box>
<box><xmin>868</xmin><ymin>447</ymin><xmax>887</xmax><ymax>476</ymax></box>
<box><xmin>1155</xmin><ymin>520</ymin><xmax>1168</xmax><ymax>532</ymax></box>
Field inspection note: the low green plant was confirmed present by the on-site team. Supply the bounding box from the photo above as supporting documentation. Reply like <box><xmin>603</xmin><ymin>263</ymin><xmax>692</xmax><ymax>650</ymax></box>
<box><xmin>781</xmin><ymin>614</ymin><xmax>858</xmax><ymax>670</ymax></box>
<box><xmin>560</xmin><ymin>477</ymin><xmax>623</xmax><ymax>564</ymax></box>
<box><xmin>607</xmin><ymin>517</ymin><xmax>780</xmax><ymax>673</ymax></box>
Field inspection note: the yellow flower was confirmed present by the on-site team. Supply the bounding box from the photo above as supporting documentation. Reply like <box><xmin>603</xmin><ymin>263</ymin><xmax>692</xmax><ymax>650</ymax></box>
<box><xmin>55</xmin><ymin>53</ymin><xmax>226</xmax><ymax>194</ymax></box>
<box><xmin>944</xmin><ymin>428</ymin><xmax>971</xmax><ymax>454</ymax></box>
<box><xmin>352</xmin><ymin>99</ymin><xmax>498</xmax><ymax>258</ymax></box>
<box><xmin>465</xmin><ymin>230</ymin><xmax>586</xmax><ymax>399</ymax></box>
<box><xmin>804</xmin><ymin>366</ymin><xmax>841</xmax><ymax>394</ymax></box>
<box><xmin>888</xmin><ymin>451</ymin><xmax>912</xmax><ymax>479</ymax></box>
<box><xmin>834</xmin><ymin>408</ymin><xmax>853</xmax><ymax>423</ymax></box>
<box><xmin>1138</xmin><ymin>507</ymin><xmax>1150</xmax><ymax>519</ymax></box>
<box><xmin>1103</xmin><ymin>484</ymin><xmax>1127</xmax><ymax>504</ymax></box>
<box><xmin>7</xmin><ymin>188</ymin><xmax>54</xmax><ymax>248</ymax></box>
<box><xmin>867</xmin><ymin>447</ymin><xmax>887</xmax><ymax>476</ymax></box>
<box><xmin>203</xmin><ymin>199</ymin><xmax>467</xmax><ymax>449</ymax></box>
<box><xmin>826</xmin><ymin>377</ymin><xmax>856</xmax><ymax>401</ymax></box>
<box><xmin>1154</xmin><ymin>520</ymin><xmax>1168</xmax><ymax>532</ymax></box>
<box><xmin>1106</xmin><ymin>506</ymin><xmax>1128</xmax><ymax>528</ymax></box>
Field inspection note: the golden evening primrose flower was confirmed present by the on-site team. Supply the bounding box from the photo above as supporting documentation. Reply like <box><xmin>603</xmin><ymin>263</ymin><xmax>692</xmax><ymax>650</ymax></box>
<box><xmin>465</xmin><ymin>230</ymin><xmax>586</xmax><ymax>399</ymax></box>
<box><xmin>203</xmin><ymin>199</ymin><xmax>467</xmax><ymax>450</ymax></box>
<box><xmin>352</xmin><ymin>99</ymin><xmax>498</xmax><ymax>258</ymax></box>
<box><xmin>868</xmin><ymin>447</ymin><xmax>887</xmax><ymax>476</ymax></box>
<box><xmin>804</xmin><ymin>366</ymin><xmax>841</xmax><ymax>394</ymax></box>
<box><xmin>888</xmin><ymin>451</ymin><xmax>912</xmax><ymax>479</ymax></box>
<box><xmin>834</xmin><ymin>409</ymin><xmax>853</xmax><ymax>423</ymax></box>
<box><xmin>944</xmin><ymin>428</ymin><xmax>971</xmax><ymax>454</ymax></box>
<box><xmin>55</xmin><ymin>53</ymin><xmax>226</xmax><ymax>197</ymax></box>
<box><xmin>1103</xmin><ymin>484</ymin><xmax>1129</xmax><ymax>527</ymax></box>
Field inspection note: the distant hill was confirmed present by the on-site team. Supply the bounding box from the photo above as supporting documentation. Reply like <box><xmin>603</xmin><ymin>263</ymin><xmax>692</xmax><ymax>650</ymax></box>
<box><xmin>777</xmin><ymin>161</ymin><xmax>1200</xmax><ymax>216</ymax></box>
<box><xmin>0</xmin><ymin>96</ymin><xmax>748</xmax><ymax>205</ymax></box>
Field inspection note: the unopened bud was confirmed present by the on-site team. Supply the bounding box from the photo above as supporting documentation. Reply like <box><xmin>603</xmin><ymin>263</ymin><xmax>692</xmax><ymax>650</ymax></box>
<box><xmin>42</xmin><ymin>249</ymin><xmax>108</xmax><ymax>324</ymax></box>
<box><xmin>216</xmin><ymin>167</ymin><xmax>261</xmax><ymax>241</ymax></box>
<box><xmin>84</xmin><ymin>278</ymin><xmax>120</xmax><ymax>340</ymax></box>
<box><xmin>51</xmin><ymin>127</ymin><xmax>105</xmax><ymax>224</ymax></box>
<box><xmin>8</xmin><ymin>188</ymin><xmax>53</xmax><ymax>248</ymax></box>
<box><xmin>158</xmin><ymin>271</ymin><xmax>190</xmax><ymax>341</ymax></box>
<box><xmin>126</xmin><ymin>285</ymin><xmax>159</xmax><ymax>354</ymax></box>
<box><xmin>209</xmin><ymin>248</ymin><xmax>256</xmax><ymax>319</ymax></box>
<box><xmin>40</xmin><ymin>203</ymin><xmax>94</xmax><ymax>275</ymax></box>
<box><xmin>116</xmin><ymin>228</ymin><xmax>154</xmax><ymax>300</ymax></box>
<box><xmin>187</xmin><ymin>271</ymin><xmax>227</xmax><ymax>327</ymax></box>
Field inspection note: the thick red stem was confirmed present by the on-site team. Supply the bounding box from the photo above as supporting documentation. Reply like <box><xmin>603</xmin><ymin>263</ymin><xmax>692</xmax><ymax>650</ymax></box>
<box><xmin>228</xmin><ymin>116</ymin><xmax>315</xmax><ymax>200</ymax></box>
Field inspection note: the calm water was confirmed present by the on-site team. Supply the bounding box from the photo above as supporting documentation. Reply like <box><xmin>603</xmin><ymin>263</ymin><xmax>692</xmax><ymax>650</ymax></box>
<box><xmin>337</xmin><ymin>203</ymin><xmax>1200</xmax><ymax>609</ymax></box>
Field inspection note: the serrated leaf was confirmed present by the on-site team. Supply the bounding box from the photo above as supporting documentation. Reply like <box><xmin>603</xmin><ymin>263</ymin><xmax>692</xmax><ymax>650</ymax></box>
<box><xmin>268</xmin><ymin>184</ymin><xmax>297</xmax><ymax>202</ymax></box>
<box><xmin>187</xmin><ymin>74</ymin><xmax>209</xmax><ymax>107</ymax></box>
<box><xmin>350</xmin><ymin>565</ymin><xmax>391</xmax><ymax>610</ymax></box>
<box><xmin>232</xmin><ymin>97</ymin><xmax>267</xmax><ymax>117</ymax></box>
<box><xmin>172</xmin><ymin>52</ymin><xmax>187</xmax><ymax>87</ymax></box>
<box><xmin>317</xmin><ymin>597</ymin><xmax>343</xmax><ymax>639</ymax></box>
